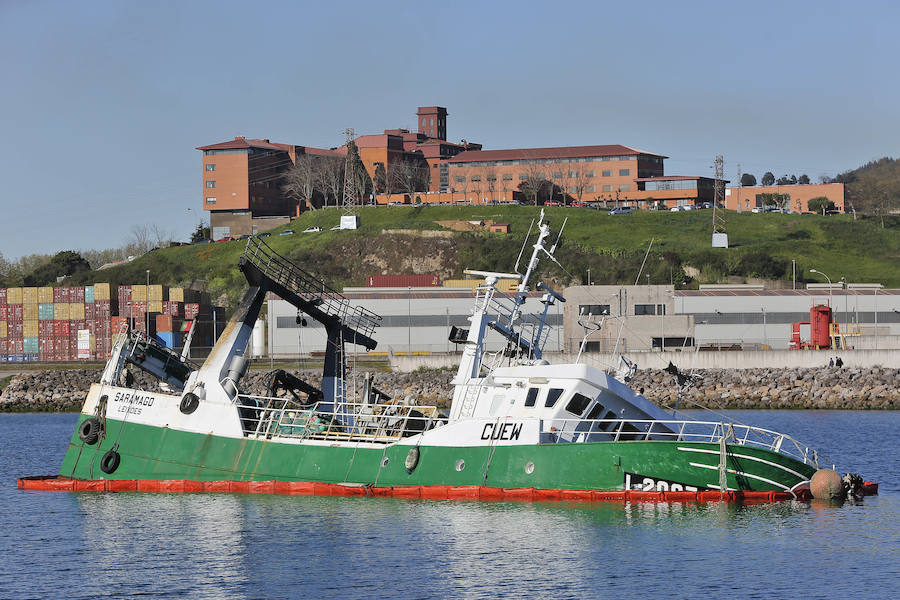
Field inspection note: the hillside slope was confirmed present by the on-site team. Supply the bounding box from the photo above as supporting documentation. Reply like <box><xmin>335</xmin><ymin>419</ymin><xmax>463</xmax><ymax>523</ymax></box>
<box><xmin>67</xmin><ymin>206</ymin><xmax>900</xmax><ymax>308</ymax></box>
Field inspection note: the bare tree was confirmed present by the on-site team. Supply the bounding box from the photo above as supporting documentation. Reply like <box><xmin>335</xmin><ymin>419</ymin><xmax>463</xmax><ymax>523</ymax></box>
<box><xmin>149</xmin><ymin>224</ymin><xmax>174</xmax><ymax>247</ymax></box>
<box><xmin>572</xmin><ymin>166</ymin><xmax>591</xmax><ymax>204</ymax></box>
<box><xmin>482</xmin><ymin>164</ymin><xmax>498</xmax><ymax>204</ymax></box>
<box><xmin>319</xmin><ymin>157</ymin><xmax>344</xmax><ymax>208</ymax></box>
<box><xmin>520</xmin><ymin>159</ymin><xmax>547</xmax><ymax>206</ymax></box>
<box><xmin>395</xmin><ymin>158</ymin><xmax>429</xmax><ymax>201</ymax></box>
<box><xmin>129</xmin><ymin>225</ymin><xmax>154</xmax><ymax>254</ymax></box>
<box><xmin>283</xmin><ymin>154</ymin><xmax>321</xmax><ymax>211</ymax></box>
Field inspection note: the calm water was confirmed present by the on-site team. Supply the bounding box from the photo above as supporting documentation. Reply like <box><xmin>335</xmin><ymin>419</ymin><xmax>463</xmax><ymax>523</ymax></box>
<box><xmin>1</xmin><ymin>411</ymin><xmax>898</xmax><ymax>600</ymax></box>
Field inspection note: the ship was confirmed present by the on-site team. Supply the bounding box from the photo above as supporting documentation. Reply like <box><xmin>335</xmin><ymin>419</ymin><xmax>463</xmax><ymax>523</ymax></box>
<box><xmin>20</xmin><ymin>211</ymin><xmax>876</xmax><ymax>502</ymax></box>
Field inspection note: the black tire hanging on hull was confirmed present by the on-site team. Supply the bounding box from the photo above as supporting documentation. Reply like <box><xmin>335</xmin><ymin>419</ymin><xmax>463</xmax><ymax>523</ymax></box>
<box><xmin>78</xmin><ymin>417</ymin><xmax>102</xmax><ymax>445</ymax></box>
<box><xmin>100</xmin><ymin>449</ymin><xmax>121</xmax><ymax>474</ymax></box>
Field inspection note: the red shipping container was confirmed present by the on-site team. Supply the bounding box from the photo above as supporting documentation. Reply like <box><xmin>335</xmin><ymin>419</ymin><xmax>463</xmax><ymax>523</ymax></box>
<box><xmin>366</xmin><ymin>274</ymin><xmax>440</xmax><ymax>287</ymax></box>
<box><xmin>84</xmin><ymin>303</ymin><xmax>96</xmax><ymax>321</ymax></box>
<box><xmin>39</xmin><ymin>321</ymin><xmax>53</xmax><ymax>337</ymax></box>
<box><xmin>9</xmin><ymin>339</ymin><xmax>23</xmax><ymax>354</ymax></box>
<box><xmin>71</xmin><ymin>287</ymin><xmax>85</xmax><ymax>303</ymax></box>
<box><xmin>0</xmin><ymin>339</ymin><xmax>6</xmax><ymax>354</ymax></box>
<box><xmin>184</xmin><ymin>303</ymin><xmax>200</xmax><ymax>320</ymax></box>
<box><xmin>53</xmin><ymin>321</ymin><xmax>70</xmax><ymax>337</ymax></box>
<box><xmin>0</xmin><ymin>289</ymin><xmax>6</xmax><ymax>303</ymax></box>
<box><xmin>70</xmin><ymin>320</ymin><xmax>87</xmax><ymax>338</ymax></box>
<box><xmin>0</xmin><ymin>305</ymin><xmax>6</xmax><ymax>320</ymax></box>
<box><xmin>9</xmin><ymin>305</ymin><xmax>23</xmax><ymax>320</ymax></box>
<box><xmin>8</xmin><ymin>322</ymin><xmax>23</xmax><ymax>338</ymax></box>
<box><xmin>53</xmin><ymin>287</ymin><xmax>65</xmax><ymax>303</ymax></box>
<box><xmin>156</xmin><ymin>314</ymin><xmax>173</xmax><ymax>332</ymax></box>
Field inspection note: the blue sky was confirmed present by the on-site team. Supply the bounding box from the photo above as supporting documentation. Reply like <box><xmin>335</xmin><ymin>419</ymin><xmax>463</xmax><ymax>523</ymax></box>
<box><xmin>1</xmin><ymin>0</ymin><xmax>897</xmax><ymax>258</ymax></box>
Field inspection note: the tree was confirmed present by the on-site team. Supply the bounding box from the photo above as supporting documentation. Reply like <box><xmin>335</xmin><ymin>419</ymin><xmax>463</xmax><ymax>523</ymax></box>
<box><xmin>808</xmin><ymin>197</ymin><xmax>835</xmax><ymax>214</ymax></box>
<box><xmin>776</xmin><ymin>175</ymin><xmax>792</xmax><ymax>185</ymax></box>
<box><xmin>520</xmin><ymin>159</ymin><xmax>547</xmax><ymax>206</ymax></box>
<box><xmin>395</xmin><ymin>157</ymin><xmax>429</xmax><ymax>200</ymax></box>
<box><xmin>740</xmin><ymin>173</ymin><xmax>757</xmax><ymax>186</ymax></box>
<box><xmin>373</xmin><ymin>163</ymin><xmax>387</xmax><ymax>194</ymax></box>
<box><xmin>319</xmin><ymin>157</ymin><xmax>344</xmax><ymax>207</ymax></box>
<box><xmin>482</xmin><ymin>165</ymin><xmax>498</xmax><ymax>203</ymax></box>
<box><xmin>761</xmin><ymin>172</ymin><xmax>775</xmax><ymax>186</ymax></box>
<box><xmin>189</xmin><ymin>223</ymin><xmax>209</xmax><ymax>243</ymax></box>
<box><xmin>23</xmin><ymin>251</ymin><xmax>91</xmax><ymax>286</ymax></box>
<box><xmin>572</xmin><ymin>167</ymin><xmax>591</xmax><ymax>203</ymax></box>
<box><xmin>798</xmin><ymin>174</ymin><xmax>810</xmax><ymax>185</ymax></box>
<box><xmin>283</xmin><ymin>154</ymin><xmax>322</xmax><ymax>211</ymax></box>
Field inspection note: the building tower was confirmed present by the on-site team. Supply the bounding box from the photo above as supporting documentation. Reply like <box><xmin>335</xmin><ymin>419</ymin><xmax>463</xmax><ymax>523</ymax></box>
<box><xmin>416</xmin><ymin>106</ymin><xmax>447</xmax><ymax>140</ymax></box>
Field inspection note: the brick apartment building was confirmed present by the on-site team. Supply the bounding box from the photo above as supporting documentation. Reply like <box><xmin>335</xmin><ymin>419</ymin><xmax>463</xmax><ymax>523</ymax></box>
<box><xmin>196</xmin><ymin>137</ymin><xmax>340</xmax><ymax>240</ymax></box>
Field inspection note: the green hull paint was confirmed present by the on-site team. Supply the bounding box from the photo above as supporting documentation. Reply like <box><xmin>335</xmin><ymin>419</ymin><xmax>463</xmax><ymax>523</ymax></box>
<box><xmin>61</xmin><ymin>415</ymin><xmax>817</xmax><ymax>492</ymax></box>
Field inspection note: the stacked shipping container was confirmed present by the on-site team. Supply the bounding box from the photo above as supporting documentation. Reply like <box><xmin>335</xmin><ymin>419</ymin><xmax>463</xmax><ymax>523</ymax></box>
<box><xmin>0</xmin><ymin>284</ymin><xmax>216</xmax><ymax>362</ymax></box>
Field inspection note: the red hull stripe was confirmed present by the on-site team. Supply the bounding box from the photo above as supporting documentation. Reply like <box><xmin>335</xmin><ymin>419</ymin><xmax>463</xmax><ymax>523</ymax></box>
<box><xmin>17</xmin><ymin>476</ymin><xmax>879</xmax><ymax>502</ymax></box>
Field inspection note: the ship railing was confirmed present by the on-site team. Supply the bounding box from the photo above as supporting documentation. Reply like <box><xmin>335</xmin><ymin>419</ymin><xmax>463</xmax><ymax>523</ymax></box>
<box><xmin>242</xmin><ymin>237</ymin><xmax>380</xmax><ymax>338</ymax></box>
<box><xmin>540</xmin><ymin>417</ymin><xmax>826</xmax><ymax>467</ymax></box>
<box><xmin>235</xmin><ymin>394</ymin><xmax>441</xmax><ymax>444</ymax></box>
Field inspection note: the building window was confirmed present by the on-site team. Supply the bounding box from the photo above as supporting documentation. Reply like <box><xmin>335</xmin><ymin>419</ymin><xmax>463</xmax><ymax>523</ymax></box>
<box><xmin>552</xmin><ymin>171</ymin><xmax>562</xmax><ymax>178</ymax></box>
<box><xmin>618</xmin><ymin>184</ymin><xmax>630</xmax><ymax>192</ymax></box>
<box><xmin>585</xmin><ymin>185</ymin><xmax>596</xmax><ymax>193</ymax></box>
<box><xmin>470</xmin><ymin>175</ymin><xmax>481</xmax><ymax>182</ymax></box>
<box><xmin>619</xmin><ymin>169</ymin><xmax>630</xmax><ymax>176</ymax></box>
<box><xmin>657</xmin><ymin>304</ymin><xmax>666</xmax><ymax>315</ymax></box>
<box><xmin>206</xmin><ymin>181</ymin><xmax>216</xmax><ymax>188</ymax></box>
<box><xmin>602</xmin><ymin>185</ymin><xmax>612</xmax><ymax>192</ymax></box>
<box><xmin>634</xmin><ymin>304</ymin><xmax>656</xmax><ymax>315</ymax></box>
<box><xmin>569</xmin><ymin>171</ymin><xmax>578</xmax><ymax>178</ymax></box>
<box><xmin>585</xmin><ymin>170</ymin><xmax>595</xmax><ymax>177</ymax></box>
<box><xmin>579</xmin><ymin>304</ymin><xmax>610</xmax><ymax>315</ymax></box>
<box><xmin>205</xmin><ymin>164</ymin><xmax>216</xmax><ymax>171</ymax></box>
<box><xmin>206</xmin><ymin>197</ymin><xmax>216</xmax><ymax>204</ymax></box>
<box><xmin>602</xmin><ymin>170</ymin><xmax>612</xmax><ymax>177</ymax></box>
<box><xmin>519</xmin><ymin>173</ymin><xmax>528</xmax><ymax>180</ymax></box>
<box><xmin>455</xmin><ymin>176</ymin><xmax>465</xmax><ymax>183</ymax></box>
<box><xmin>503</xmin><ymin>173</ymin><xmax>513</xmax><ymax>180</ymax></box>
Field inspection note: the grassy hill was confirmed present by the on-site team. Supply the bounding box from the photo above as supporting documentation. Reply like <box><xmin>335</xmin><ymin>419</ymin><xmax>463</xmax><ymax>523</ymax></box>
<box><xmin>66</xmin><ymin>206</ymin><xmax>900</xmax><ymax>309</ymax></box>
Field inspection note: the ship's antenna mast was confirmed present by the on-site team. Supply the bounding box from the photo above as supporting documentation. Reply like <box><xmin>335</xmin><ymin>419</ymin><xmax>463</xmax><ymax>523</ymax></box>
<box><xmin>514</xmin><ymin>218</ymin><xmax>536</xmax><ymax>273</ymax></box>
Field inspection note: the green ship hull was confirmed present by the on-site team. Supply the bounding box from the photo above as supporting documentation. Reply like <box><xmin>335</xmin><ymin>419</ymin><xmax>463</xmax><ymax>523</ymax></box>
<box><xmin>60</xmin><ymin>414</ymin><xmax>817</xmax><ymax>493</ymax></box>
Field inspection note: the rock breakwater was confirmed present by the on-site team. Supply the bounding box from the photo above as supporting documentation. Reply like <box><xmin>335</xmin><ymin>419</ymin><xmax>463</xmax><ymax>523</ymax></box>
<box><xmin>0</xmin><ymin>367</ymin><xmax>896</xmax><ymax>413</ymax></box>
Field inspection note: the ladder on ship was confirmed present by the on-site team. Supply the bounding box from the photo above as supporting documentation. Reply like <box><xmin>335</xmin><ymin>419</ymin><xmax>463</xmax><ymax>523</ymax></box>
<box><xmin>236</xmin><ymin>237</ymin><xmax>381</xmax><ymax>422</ymax></box>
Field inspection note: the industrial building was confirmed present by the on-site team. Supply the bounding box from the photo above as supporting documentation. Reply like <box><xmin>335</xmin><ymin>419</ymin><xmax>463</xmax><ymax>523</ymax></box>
<box><xmin>264</xmin><ymin>284</ymin><xmax>900</xmax><ymax>358</ymax></box>
<box><xmin>724</xmin><ymin>182</ymin><xmax>845</xmax><ymax>213</ymax></box>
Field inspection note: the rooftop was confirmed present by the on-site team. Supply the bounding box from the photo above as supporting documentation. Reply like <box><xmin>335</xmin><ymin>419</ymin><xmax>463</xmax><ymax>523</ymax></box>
<box><xmin>447</xmin><ymin>144</ymin><xmax>667</xmax><ymax>164</ymax></box>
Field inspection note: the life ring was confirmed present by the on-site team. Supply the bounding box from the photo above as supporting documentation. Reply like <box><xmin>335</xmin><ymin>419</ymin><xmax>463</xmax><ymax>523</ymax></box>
<box><xmin>78</xmin><ymin>417</ymin><xmax>102</xmax><ymax>445</ymax></box>
<box><xmin>180</xmin><ymin>393</ymin><xmax>200</xmax><ymax>415</ymax></box>
<box><xmin>405</xmin><ymin>447</ymin><xmax>420</xmax><ymax>473</ymax></box>
<box><xmin>100</xmin><ymin>449</ymin><xmax>121</xmax><ymax>474</ymax></box>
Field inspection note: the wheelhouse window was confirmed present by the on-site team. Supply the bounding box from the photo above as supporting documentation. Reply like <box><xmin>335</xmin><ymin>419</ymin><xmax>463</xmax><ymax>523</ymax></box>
<box><xmin>545</xmin><ymin>388</ymin><xmax>564</xmax><ymax>408</ymax></box>
<box><xmin>564</xmin><ymin>392</ymin><xmax>592</xmax><ymax>416</ymax></box>
<box><xmin>524</xmin><ymin>387</ymin><xmax>539</xmax><ymax>407</ymax></box>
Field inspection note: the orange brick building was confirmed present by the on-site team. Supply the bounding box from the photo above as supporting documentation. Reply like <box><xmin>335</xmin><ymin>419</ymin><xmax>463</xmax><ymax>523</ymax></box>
<box><xmin>445</xmin><ymin>145</ymin><xmax>667</xmax><ymax>205</ymax></box>
<box><xmin>197</xmin><ymin>137</ymin><xmax>339</xmax><ymax>239</ymax></box>
<box><xmin>724</xmin><ymin>183</ymin><xmax>845</xmax><ymax>213</ymax></box>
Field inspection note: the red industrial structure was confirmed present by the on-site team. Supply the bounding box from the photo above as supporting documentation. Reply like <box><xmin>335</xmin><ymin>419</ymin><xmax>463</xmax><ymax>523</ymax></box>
<box><xmin>790</xmin><ymin>304</ymin><xmax>833</xmax><ymax>350</ymax></box>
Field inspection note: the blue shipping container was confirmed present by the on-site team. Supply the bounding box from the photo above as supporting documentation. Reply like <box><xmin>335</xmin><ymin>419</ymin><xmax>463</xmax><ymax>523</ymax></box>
<box><xmin>23</xmin><ymin>337</ymin><xmax>39</xmax><ymax>353</ymax></box>
<box><xmin>84</xmin><ymin>286</ymin><xmax>94</xmax><ymax>303</ymax></box>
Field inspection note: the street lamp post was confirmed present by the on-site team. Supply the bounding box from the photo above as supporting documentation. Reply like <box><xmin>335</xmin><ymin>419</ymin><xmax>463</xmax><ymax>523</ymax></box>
<box><xmin>146</xmin><ymin>270</ymin><xmax>150</xmax><ymax>337</ymax></box>
<box><xmin>809</xmin><ymin>269</ymin><xmax>833</xmax><ymax>308</ymax></box>
<box><xmin>840</xmin><ymin>276</ymin><xmax>848</xmax><ymax>323</ymax></box>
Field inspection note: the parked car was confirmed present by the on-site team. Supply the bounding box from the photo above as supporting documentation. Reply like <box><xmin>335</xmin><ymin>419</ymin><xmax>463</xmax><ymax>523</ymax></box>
<box><xmin>218</xmin><ymin>236</ymin><xmax>234</xmax><ymax>242</ymax></box>
<box><xmin>609</xmin><ymin>206</ymin><xmax>633</xmax><ymax>215</ymax></box>
<box><xmin>278</xmin><ymin>229</ymin><xmax>295</xmax><ymax>236</ymax></box>
<box><xmin>303</xmin><ymin>226</ymin><xmax>322</xmax><ymax>233</ymax></box>
<box><xmin>670</xmin><ymin>206</ymin><xmax>684</xmax><ymax>212</ymax></box>
<box><xmin>257</xmin><ymin>232</ymin><xmax>271</xmax><ymax>238</ymax></box>
<box><xmin>236</xmin><ymin>234</ymin><xmax>250</xmax><ymax>240</ymax></box>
